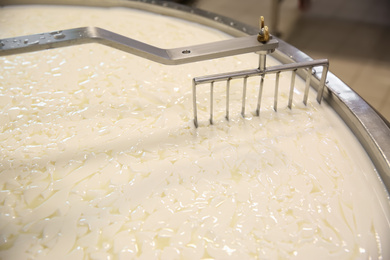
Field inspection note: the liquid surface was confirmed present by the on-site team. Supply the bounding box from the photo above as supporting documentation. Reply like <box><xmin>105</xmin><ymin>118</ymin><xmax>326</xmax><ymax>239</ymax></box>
<box><xmin>0</xmin><ymin>5</ymin><xmax>389</xmax><ymax>260</ymax></box>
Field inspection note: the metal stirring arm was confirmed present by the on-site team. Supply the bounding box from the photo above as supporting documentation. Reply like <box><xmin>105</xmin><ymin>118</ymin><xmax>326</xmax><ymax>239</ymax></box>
<box><xmin>0</xmin><ymin>27</ymin><xmax>278</xmax><ymax>65</ymax></box>
<box><xmin>0</xmin><ymin>20</ymin><xmax>329</xmax><ymax>129</ymax></box>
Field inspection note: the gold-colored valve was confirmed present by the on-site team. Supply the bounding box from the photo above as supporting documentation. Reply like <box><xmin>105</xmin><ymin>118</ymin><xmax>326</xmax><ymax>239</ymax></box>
<box><xmin>257</xmin><ymin>16</ymin><xmax>270</xmax><ymax>43</ymax></box>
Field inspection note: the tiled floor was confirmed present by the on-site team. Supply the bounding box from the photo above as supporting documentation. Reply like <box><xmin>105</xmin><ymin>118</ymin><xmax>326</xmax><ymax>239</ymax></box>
<box><xmin>194</xmin><ymin>0</ymin><xmax>390</xmax><ymax>121</ymax></box>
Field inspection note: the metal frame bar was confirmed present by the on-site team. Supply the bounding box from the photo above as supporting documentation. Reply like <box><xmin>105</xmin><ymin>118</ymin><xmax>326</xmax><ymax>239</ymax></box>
<box><xmin>0</xmin><ymin>27</ymin><xmax>278</xmax><ymax>65</ymax></box>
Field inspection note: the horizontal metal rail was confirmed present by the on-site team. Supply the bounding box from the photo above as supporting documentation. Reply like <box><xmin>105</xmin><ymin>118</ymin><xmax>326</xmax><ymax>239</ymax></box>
<box><xmin>0</xmin><ymin>27</ymin><xmax>278</xmax><ymax>65</ymax></box>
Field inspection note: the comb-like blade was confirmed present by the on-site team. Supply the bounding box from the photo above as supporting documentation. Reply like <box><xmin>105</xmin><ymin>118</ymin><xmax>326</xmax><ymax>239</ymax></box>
<box><xmin>193</xmin><ymin>59</ymin><xmax>328</xmax><ymax>127</ymax></box>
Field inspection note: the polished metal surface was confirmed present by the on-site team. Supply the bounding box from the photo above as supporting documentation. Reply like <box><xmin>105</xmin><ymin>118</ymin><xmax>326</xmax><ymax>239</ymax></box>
<box><xmin>2</xmin><ymin>0</ymin><xmax>389</xmax><ymax>195</ymax></box>
<box><xmin>0</xmin><ymin>8</ymin><xmax>330</xmax><ymax>129</ymax></box>
<box><xmin>192</xmin><ymin>59</ymin><xmax>329</xmax><ymax>127</ymax></box>
<box><xmin>0</xmin><ymin>27</ymin><xmax>278</xmax><ymax>65</ymax></box>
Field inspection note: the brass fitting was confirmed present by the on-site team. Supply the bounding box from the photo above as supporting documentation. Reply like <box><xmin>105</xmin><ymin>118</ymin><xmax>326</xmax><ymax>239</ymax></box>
<box><xmin>257</xmin><ymin>16</ymin><xmax>270</xmax><ymax>43</ymax></box>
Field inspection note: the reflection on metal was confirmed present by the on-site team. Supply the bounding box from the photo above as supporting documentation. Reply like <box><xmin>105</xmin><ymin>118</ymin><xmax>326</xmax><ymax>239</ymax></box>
<box><xmin>192</xmin><ymin>57</ymin><xmax>329</xmax><ymax>128</ymax></box>
<box><xmin>0</xmin><ymin>27</ymin><xmax>277</xmax><ymax>65</ymax></box>
<box><xmin>191</xmin><ymin>14</ymin><xmax>328</xmax><ymax>128</ymax></box>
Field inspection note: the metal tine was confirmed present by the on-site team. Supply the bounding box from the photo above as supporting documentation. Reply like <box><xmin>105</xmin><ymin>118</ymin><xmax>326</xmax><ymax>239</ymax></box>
<box><xmin>193</xmin><ymin>79</ymin><xmax>198</xmax><ymax>128</ymax></box>
<box><xmin>256</xmin><ymin>75</ymin><xmax>265</xmax><ymax>116</ymax></box>
<box><xmin>242</xmin><ymin>77</ymin><xmax>248</xmax><ymax>117</ymax></box>
<box><xmin>210</xmin><ymin>82</ymin><xmax>214</xmax><ymax>124</ymax></box>
<box><xmin>192</xmin><ymin>80</ymin><xmax>198</xmax><ymax>127</ymax></box>
<box><xmin>303</xmin><ymin>66</ymin><xmax>313</xmax><ymax>105</ymax></box>
<box><xmin>256</xmin><ymin>52</ymin><xmax>267</xmax><ymax>116</ymax></box>
<box><xmin>226</xmin><ymin>79</ymin><xmax>231</xmax><ymax>121</ymax></box>
<box><xmin>288</xmin><ymin>69</ymin><xmax>297</xmax><ymax>109</ymax></box>
<box><xmin>274</xmin><ymin>71</ymin><xmax>280</xmax><ymax>111</ymax></box>
<box><xmin>317</xmin><ymin>66</ymin><xmax>329</xmax><ymax>104</ymax></box>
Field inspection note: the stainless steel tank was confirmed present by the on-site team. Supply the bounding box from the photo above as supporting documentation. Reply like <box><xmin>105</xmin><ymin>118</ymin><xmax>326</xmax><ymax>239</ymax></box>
<box><xmin>1</xmin><ymin>0</ymin><xmax>390</xmax><ymax>258</ymax></box>
<box><xmin>4</xmin><ymin>0</ymin><xmax>388</xmax><ymax>194</ymax></box>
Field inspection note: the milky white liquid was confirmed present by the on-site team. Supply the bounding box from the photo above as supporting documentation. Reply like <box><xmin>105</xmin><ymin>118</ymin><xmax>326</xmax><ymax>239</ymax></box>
<box><xmin>0</xmin><ymin>5</ymin><xmax>389</xmax><ymax>260</ymax></box>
